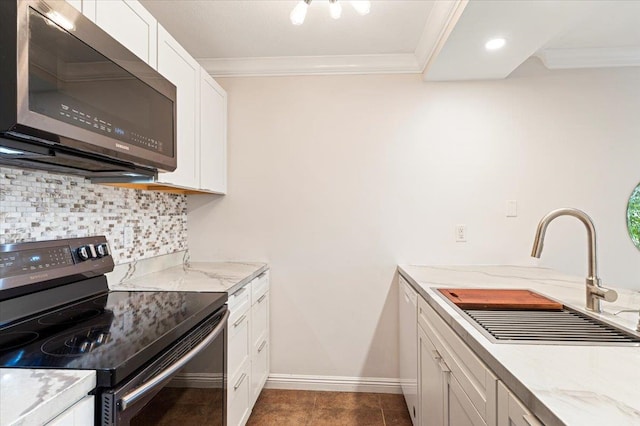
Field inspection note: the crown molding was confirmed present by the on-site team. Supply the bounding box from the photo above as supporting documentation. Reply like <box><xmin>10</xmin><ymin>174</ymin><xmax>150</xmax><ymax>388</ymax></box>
<box><xmin>198</xmin><ymin>54</ymin><xmax>421</xmax><ymax>77</ymax></box>
<box><xmin>197</xmin><ymin>0</ymin><xmax>468</xmax><ymax>77</ymax></box>
<box><xmin>536</xmin><ymin>47</ymin><xmax>640</xmax><ymax>70</ymax></box>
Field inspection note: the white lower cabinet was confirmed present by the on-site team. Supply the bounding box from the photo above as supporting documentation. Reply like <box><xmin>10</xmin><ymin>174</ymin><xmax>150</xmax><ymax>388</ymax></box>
<box><xmin>46</xmin><ymin>395</ymin><xmax>94</xmax><ymax>426</ymax></box>
<box><xmin>250</xmin><ymin>272</ymin><xmax>270</xmax><ymax>406</ymax></box>
<box><xmin>401</xmin><ymin>275</ymin><xmax>542</xmax><ymax>426</ymax></box>
<box><xmin>400</xmin><ymin>276</ymin><xmax>420</xmax><ymax>425</ymax></box>
<box><xmin>227</xmin><ymin>270</ymin><xmax>270</xmax><ymax>426</ymax></box>
<box><xmin>419</xmin><ymin>325</ymin><xmax>445</xmax><ymax>426</ymax></box>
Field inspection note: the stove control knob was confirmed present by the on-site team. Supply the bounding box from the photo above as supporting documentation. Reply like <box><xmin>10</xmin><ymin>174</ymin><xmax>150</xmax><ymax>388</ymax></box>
<box><xmin>96</xmin><ymin>243</ymin><xmax>110</xmax><ymax>258</ymax></box>
<box><xmin>77</xmin><ymin>246</ymin><xmax>90</xmax><ymax>261</ymax></box>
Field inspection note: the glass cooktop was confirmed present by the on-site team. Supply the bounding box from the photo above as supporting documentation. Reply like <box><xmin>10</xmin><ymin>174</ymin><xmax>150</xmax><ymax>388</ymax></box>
<box><xmin>0</xmin><ymin>290</ymin><xmax>226</xmax><ymax>386</ymax></box>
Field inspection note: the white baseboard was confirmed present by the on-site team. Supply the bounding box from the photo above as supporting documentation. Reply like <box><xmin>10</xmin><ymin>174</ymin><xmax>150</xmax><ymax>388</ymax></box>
<box><xmin>265</xmin><ymin>374</ymin><xmax>402</xmax><ymax>394</ymax></box>
<box><xmin>169</xmin><ymin>372</ymin><xmax>401</xmax><ymax>394</ymax></box>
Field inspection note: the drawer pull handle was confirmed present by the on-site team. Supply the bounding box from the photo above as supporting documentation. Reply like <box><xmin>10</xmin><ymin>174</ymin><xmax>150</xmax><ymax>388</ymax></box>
<box><xmin>233</xmin><ymin>314</ymin><xmax>247</xmax><ymax>327</ymax></box>
<box><xmin>233</xmin><ymin>373</ymin><xmax>247</xmax><ymax>391</ymax></box>
<box><xmin>257</xmin><ymin>294</ymin><xmax>267</xmax><ymax>303</ymax></box>
<box><xmin>258</xmin><ymin>340</ymin><xmax>267</xmax><ymax>352</ymax></box>
<box><xmin>437</xmin><ymin>358</ymin><xmax>450</xmax><ymax>373</ymax></box>
<box><xmin>232</xmin><ymin>287</ymin><xmax>247</xmax><ymax>297</ymax></box>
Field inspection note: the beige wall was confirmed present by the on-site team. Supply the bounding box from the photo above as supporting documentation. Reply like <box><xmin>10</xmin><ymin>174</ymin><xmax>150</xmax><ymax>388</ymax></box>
<box><xmin>187</xmin><ymin>60</ymin><xmax>640</xmax><ymax>381</ymax></box>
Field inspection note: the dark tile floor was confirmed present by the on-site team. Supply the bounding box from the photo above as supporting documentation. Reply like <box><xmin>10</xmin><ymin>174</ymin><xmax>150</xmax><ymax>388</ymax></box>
<box><xmin>130</xmin><ymin>387</ymin><xmax>412</xmax><ymax>425</ymax></box>
<box><xmin>248</xmin><ymin>389</ymin><xmax>413</xmax><ymax>426</ymax></box>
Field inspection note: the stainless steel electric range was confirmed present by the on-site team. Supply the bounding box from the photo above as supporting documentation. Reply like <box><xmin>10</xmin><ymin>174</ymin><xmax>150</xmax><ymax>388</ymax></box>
<box><xmin>0</xmin><ymin>236</ymin><xmax>228</xmax><ymax>425</ymax></box>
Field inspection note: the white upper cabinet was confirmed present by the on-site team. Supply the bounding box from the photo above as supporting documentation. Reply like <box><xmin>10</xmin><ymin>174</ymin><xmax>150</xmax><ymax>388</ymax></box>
<box><xmin>199</xmin><ymin>70</ymin><xmax>228</xmax><ymax>194</ymax></box>
<box><xmin>156</xmin><ymin>25</ymin><xmax>201</xmax><ymax>189</ymax></box>
<box><xmin>84</xmin><ymin>0</ymin><xmax>157</xmax><ymax>67</ymax></box>
<box><xmin>69</xmin><ymin>0</ymin><xmax>228</xmax><ymax>194</ymax></box>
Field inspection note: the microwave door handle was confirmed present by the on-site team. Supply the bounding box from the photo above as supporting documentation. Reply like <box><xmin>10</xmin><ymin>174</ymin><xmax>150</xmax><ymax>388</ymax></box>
<box><xmin>119</xmin><ymin>309</ymin><xmax>229</xmax><ymax>411</ymax></box>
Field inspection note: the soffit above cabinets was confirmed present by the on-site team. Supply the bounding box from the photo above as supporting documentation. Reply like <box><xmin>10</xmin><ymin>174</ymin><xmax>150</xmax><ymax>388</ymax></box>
<box><xmin>424</xmin><ymin>0</ymin><xmax>640</xmax><ymax>81</ymax></box>
<box><xmin>140</xmin><ymin>0</ymin><xmax>639</xmax><ymax>79</ymax></box>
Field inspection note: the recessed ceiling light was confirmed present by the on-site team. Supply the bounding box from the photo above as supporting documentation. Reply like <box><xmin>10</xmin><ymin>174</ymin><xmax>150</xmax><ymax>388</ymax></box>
<box><xmin>485</xmin><ymin>38</ymin><xmax>506</xmax><ymax>51</ymax></box>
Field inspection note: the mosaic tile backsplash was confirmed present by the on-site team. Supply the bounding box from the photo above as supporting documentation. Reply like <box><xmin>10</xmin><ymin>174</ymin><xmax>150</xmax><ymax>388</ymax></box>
<box><xmin>0</xmin><ymin>167</ymin><xmax>187</xmax><ymax>264</ymax></box>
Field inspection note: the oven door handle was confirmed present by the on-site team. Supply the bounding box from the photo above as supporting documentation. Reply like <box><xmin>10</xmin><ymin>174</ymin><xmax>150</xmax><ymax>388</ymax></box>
<box><xmin>119</xmin><ymin>309</ymin><xmax>229</xmax><ymax>411</ymax></box>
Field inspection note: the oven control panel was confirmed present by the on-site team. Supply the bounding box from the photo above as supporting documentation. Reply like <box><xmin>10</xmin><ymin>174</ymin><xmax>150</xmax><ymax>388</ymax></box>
<box><xmin>0</xmin><ymin>236</ymin><xmax>114</xmax><ymax>292</ymax></box>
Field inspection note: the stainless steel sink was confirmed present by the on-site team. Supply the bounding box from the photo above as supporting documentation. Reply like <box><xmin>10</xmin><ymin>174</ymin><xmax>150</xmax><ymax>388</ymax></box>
<box><xmin>436</xmin><ymin>292</ymin><xmax>640</xmax><ymax>346</ymax></box>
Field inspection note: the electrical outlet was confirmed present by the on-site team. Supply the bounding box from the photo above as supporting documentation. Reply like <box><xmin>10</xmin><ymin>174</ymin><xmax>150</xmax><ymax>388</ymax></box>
<box><xmin>506</xmin><ymin>200</ymin><xmax>518</xmax><ymax>217</ymax></box>
<box><xmin>456</xmin><ymin>225</ymin><xmax>467</xmax><ymax>242</ymax></box>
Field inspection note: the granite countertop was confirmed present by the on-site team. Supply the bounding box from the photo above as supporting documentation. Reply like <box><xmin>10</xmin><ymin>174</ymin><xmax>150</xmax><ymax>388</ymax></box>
<box><xmin>0</xmin><ymin>369</ymin><xmax>96</xmax><ymax>426</ymax></box>
<box><xmin>109</xmin><ymin>261</ymin><xmax>268</xmax><ymax>295</ymax></box>
<box><xmin>398</xmin><ymin>265</ymin><xmax>640</xmax><ymax>426</ymax></box>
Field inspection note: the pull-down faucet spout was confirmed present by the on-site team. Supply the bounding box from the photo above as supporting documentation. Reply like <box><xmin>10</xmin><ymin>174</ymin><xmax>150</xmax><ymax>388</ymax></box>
<box><xmin>531</xmin><ymin>208</ymin><xmax>617</xmax><ymax>313</ymax></box>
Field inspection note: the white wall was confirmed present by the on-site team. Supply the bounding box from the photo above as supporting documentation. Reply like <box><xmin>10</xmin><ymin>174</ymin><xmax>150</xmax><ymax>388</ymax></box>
<box><xmin>187</xmin><ymin>59</ymin><xmax>640</xmax><ymax>382</ymax></box>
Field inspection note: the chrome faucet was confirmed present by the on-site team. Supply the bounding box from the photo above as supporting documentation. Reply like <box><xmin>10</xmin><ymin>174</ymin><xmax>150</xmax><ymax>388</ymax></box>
<box><xmin>531</xmin><ymin>208</ymin><xmax>617</xmax><ymax>313</ymax></box>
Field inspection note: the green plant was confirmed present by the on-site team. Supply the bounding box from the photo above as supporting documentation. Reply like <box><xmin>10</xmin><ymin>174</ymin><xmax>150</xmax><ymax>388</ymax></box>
<box><xmin>628</xmin><ymin>183</ymin><xmax>640</xmax><ymax>249</ymax></box>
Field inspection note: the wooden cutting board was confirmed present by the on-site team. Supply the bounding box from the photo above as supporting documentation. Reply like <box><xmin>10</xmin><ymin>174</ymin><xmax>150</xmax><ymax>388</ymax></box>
<box><xmin>438</xmin><ymin>288</ymin><xmax>562</xmax><ymax>310</ymax></box>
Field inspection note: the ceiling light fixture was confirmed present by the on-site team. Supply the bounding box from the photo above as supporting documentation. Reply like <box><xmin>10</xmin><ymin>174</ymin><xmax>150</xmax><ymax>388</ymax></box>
<box><xmin>329</xmin><ymin>0</ymin><xmax>342</xmax><ymax>20</ymax></box>
<box><xmin>290</xmin><ymin>0</ymin><xmax>370</xmax><ymax>25</ymax></box>
<box><xmin>290</xmin><ymin>0</ymin><xmax>311</xmax><ymax>26</ymax></box>
<box><xmin>485</xmin><ymin>38</ymin><xmax>506</xmax><ymax>51</ymax></box>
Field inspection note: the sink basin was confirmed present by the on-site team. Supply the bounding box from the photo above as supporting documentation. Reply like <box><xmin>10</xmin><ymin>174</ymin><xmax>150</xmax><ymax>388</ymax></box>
<box><xmin>435</xmin><ymin>290</ymin><xmax>640</xmax><ymax>346</ymax></box>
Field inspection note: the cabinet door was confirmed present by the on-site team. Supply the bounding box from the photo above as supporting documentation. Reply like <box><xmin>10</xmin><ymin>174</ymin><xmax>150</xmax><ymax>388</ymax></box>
<box><xmin>251</xmin><ymin>335</ymin><xmax>269</xmax><ymax>406</ymax></box>
<box><xmin>497</xmin><ymin>382</ymin><xmax>543</xmax><ymax>426</ymax></box>
<box><xmin>419</xmin><ymin>297</ymin><xmax>497</xmax><ymax>425</ymax></box>
<box><xmin>87</xmin><ymin>0</ymin><xmax>157</xmax><ymax>66</ymax></box>
<box><xmin>399</xmin><ymin>277</ymin><xmax>419</xmax><ymax>425</ymax></box>
<box><xmin>419</xmin><ymin>326</ymin><xmax>445</xmax><ymax>426</ymax></box>
<box><xmin>157</xmin><ymin>25</ymin><xmax>200</xmax><ymax>189</ymax></box>
<box><xmin>228</xmin><ymin>358</ymin><xmax>251</xmax><ymax>426</ymax></box>
<box><xmin>199</xmin><ymin>68</ymin><xmax>227</xmax><ymax>193</ymax></box>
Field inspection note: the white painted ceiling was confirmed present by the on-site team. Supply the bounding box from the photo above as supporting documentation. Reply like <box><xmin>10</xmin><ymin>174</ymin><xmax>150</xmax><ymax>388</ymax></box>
<box><xmin>140</xmin><ymin>0</ymin><xmax>640</xmax><ymax>79</ymax></box>
<box><xmin>140</xmin><ymin>1</ymin><xmax>434</xmax><ymax>58</ymax></box>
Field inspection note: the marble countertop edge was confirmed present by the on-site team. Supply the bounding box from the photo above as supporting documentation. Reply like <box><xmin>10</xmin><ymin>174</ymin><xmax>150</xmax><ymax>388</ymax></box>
<box><xmin>1</xmin><ymin>369</ymin><xmax>96</xmax><ymax>426</ymax></box>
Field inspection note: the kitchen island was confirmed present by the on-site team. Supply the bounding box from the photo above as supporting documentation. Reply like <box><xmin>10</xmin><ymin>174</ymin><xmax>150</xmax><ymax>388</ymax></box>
<box><xmin>399</xmin><ymin>265</ymin><xmax>640</xmax><ymax>426</ymax></box>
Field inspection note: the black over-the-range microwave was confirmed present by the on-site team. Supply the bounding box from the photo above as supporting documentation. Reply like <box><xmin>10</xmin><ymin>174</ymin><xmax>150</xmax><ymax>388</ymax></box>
<box><xmin>0</xmin><ymin>0</ymin><xmax>177</xmax><ymax>180</ymax></box>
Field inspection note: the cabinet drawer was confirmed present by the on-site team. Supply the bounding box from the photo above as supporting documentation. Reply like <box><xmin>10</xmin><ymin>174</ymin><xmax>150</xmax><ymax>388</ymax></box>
<box><xmin>251</xmin><ymin>271</ymin><xmax>269</xmax><ymax>304</ymax></box>
<box><xmin>229</xmin><ymin>285</ymin><xmax>251</xmax><ymax>321</ymax></box>
<box><xmin>228</xmin><ymin>358</ymin><xmax>251</xmax><ymax>426</ymax></box>
<box><xmin>228</xmin><ymin>304</ymin><xmax>250</xmax><ymax>381</ymax></box>
<box><xmin>251</xmin><ymin>337</ymin><xmax>269</xmax><ymax>406</ymax></box>
<box><xmin>418</xmin><ymin>296</ymin><xmax>497</xmax><ymax>424</ymax></box>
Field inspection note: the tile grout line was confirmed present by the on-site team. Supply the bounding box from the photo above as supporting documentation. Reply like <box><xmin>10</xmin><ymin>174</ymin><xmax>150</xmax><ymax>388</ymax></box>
<box><xmin>378</xmin><ymin>393</ymin><xmax>387</xmax><ymax>426</ymax></box>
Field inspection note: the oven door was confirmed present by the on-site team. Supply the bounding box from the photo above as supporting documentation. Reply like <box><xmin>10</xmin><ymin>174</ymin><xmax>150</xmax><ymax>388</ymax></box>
<box><xmin>101</xmin><ymin>307</ymin><xmax>228</xmax><ymax>426</ymax></box>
